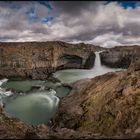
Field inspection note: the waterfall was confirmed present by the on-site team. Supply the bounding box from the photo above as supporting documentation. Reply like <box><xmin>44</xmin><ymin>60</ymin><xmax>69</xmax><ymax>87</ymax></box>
<box><xmin>93</xmin><ymin>51</ymin><xmax>103</xmax><ymax>69</ymax></box>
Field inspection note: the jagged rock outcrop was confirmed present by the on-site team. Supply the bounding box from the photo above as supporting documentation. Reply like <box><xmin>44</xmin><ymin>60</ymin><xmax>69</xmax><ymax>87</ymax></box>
<box><xmin>54</xmin><ymin>60</ymin><xmax>140</xmax><ymax>138</ymax></box>
<box><xmin>0</xmin><ymin>41</ymin><xmax>99</xmax><ymax>80</ymax></box>
<box><xmin>100</xmin><ymin>45</ymin><xmax>140</xmax><ymax>68</ymax></box>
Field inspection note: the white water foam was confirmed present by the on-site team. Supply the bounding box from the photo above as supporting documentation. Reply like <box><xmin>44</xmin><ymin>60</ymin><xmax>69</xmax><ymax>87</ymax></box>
<box><xmin>0</xmin><ymin>79</ymin><xmax>13</xmax><ymax>106</ymax></box>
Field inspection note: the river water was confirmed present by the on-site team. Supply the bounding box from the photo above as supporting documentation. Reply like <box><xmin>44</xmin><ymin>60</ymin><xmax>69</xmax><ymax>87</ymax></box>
<box><xmin>0</xmin><ymin>51</ymin><xmax>124</xmax><ymax>126</ymax></box>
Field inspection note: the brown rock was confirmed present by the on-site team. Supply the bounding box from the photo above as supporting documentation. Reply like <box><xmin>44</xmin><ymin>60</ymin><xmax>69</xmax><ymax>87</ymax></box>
<box><xmin>0</xmin><ymin>41</ymin><xmax>100</xmax><ymax>79</ymax></box>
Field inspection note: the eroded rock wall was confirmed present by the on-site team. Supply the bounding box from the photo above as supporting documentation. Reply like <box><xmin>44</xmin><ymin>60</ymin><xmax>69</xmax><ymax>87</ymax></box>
<box><xmin>0</xmin><ymin>41</ymin><xmax>96</xmax><ymax>79</ymax></box>
<box><xmin>100</xmin><ymin>46</ymin><xmax>140</xmax><ymax>68</ymax></box>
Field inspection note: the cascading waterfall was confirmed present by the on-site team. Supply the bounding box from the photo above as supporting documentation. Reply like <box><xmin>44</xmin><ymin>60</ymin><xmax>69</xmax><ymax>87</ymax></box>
<box><xmin>93</xmin><ymin>51</ymin><xmax>103</xmax><ymax>69</ymax></box>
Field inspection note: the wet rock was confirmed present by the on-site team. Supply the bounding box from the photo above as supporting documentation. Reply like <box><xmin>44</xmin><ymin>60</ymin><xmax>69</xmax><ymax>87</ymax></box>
<box><xmin>84</xmin><ymin>52</ymin><xmax>95</xmax><ymax>69</ymax></box>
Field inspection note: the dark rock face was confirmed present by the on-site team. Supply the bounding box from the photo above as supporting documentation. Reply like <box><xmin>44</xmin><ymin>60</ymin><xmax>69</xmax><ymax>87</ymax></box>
<box><xmin>57</xmin><ymin>54</ymin><xmax>83</xmax><ymax>70</ymax></box>
<box><xmin>60</xmin><ymin>55</ymin><xmax>83</xmax><ymax>65</ymax></box>
<box><xmin>84</xmin><ymin>52</ymin><xmax>95</xmax><ymax>69</ymax></box>
<box><xmin>100</xmin><ymin>46</ymin><xmax>140</xmax><ymax>68</ymax></box>
<box><xmin>0</xmin><ymin>41</ymin><xmax>98</xmax><ymax>79</ymax></box>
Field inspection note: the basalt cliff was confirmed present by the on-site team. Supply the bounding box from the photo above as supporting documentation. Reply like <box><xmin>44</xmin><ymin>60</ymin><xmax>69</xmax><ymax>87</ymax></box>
<box><xmin>0</xmin><ymin>41</ymin><xmax>101</xmax><ymax>80</ymax></box>
<box><xmin>100</xmin><ymin>45</ymin><xmax>140</xmax><ymax>68</ymax></box>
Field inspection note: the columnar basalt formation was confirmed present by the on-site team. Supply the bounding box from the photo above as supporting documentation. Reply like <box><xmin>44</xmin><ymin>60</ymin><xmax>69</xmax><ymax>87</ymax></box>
<box><xmin>100</xmin><ymin>46</ymin><xmax>140</xmax><ymax>68</ymax></box>
<box><xmin>0</xmin><ymin>41</ymin><xmax>98</xmax><ymax>79</ymax></box>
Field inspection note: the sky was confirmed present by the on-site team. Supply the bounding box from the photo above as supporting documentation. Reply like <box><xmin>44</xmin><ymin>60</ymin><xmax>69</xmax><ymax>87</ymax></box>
<box><xmin>0</xmin><ymin>1</ymin><xmax>140</xmax><ymax>48</ymax></box>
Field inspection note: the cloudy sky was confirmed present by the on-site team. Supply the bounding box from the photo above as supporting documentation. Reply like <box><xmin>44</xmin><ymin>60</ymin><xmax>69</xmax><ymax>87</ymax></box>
<box><xmin>0</xmin><ymin>1</ymin><xmax>140</xmax><ymax>47</ymax></box>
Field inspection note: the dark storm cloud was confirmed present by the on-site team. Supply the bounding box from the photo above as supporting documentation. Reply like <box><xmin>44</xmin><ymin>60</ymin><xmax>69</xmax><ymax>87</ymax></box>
<box><xmin>51</xmin><ymin>1</ymin><xmax>105</xmax><ymax>16</ymax></box>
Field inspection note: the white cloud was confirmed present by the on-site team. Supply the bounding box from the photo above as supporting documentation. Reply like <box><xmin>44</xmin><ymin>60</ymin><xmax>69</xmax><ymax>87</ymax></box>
<box><xmin>0</xmin><ymin>1</ymin><xmax>140</xmax><ymax>48</ymax></box>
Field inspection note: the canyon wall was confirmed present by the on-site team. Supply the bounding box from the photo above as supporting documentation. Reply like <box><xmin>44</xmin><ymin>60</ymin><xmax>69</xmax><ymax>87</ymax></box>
<box><xmin>0</xmin><ymin>41</ymin><xmax>98</xmax><ymax>79</ymax></box>
<box><xmin>100</xmin><ymin>46</ymin><xmax>140</xmax><ymax>68</ymax></box>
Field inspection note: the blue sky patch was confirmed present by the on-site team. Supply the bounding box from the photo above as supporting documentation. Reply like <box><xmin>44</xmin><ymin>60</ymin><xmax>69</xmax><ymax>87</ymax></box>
<box><xmin>26</xmin><ymin>7</ymin><xmax>39</xmax><ymax>21</ymax></box>
<box><xmin>38</xmin><ymin>1</ymin><xmax>53</xmax><ymax>11</ymax></box>
<box><xmin>118</xmin><ymin>1</ymin><xmax>137</xmax><ymax>9</ymax></box>
<box><xmin>41</xmin><ymin>16</ymin><xmax>54</xmax><ymax>24</ymax></box>
<box><xmin>105</xmin><ymin>1</ymin><xmax>138</xmax><ymax>9</ymax></box>
<box><xmin>25</xmin><ymin>1</ymin><xmax>54</xmax><ymax>23</ymax></box>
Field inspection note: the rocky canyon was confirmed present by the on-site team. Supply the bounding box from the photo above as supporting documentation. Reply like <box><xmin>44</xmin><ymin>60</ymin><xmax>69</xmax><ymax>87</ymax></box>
<box><xmin>0</xmin><ymin>41</ymin><xmax>140</xmax><ymax>139</ymax></box>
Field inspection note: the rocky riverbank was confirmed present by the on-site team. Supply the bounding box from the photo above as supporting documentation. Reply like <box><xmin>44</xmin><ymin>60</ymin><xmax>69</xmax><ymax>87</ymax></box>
<box><xmin>0</xmin><ymin>41</ymin><xmax>101</xmax><ymax>80</ymax></box>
